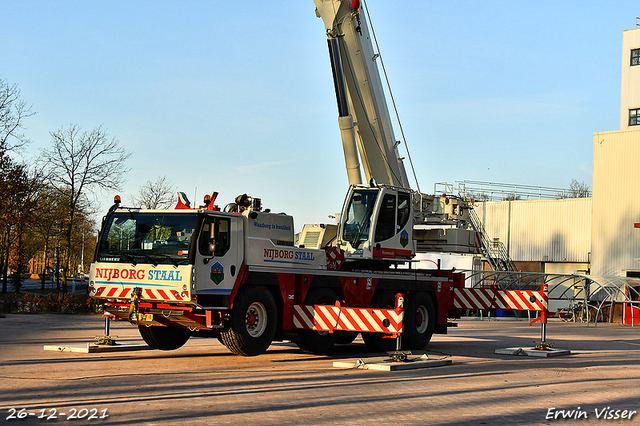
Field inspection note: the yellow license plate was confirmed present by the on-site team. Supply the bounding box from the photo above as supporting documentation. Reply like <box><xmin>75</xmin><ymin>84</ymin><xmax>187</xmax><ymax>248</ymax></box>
<box><xmin>132</xmin><ymin>313</ymin><xmax>153</xmax><ymax>322</ymax></box>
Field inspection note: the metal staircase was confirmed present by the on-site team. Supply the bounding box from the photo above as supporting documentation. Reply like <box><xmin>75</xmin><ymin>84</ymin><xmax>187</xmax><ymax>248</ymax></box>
<box><xmin>468</xmin><ymin>207</ymin><xmax>518</xmax><ymax>272</ymax></box>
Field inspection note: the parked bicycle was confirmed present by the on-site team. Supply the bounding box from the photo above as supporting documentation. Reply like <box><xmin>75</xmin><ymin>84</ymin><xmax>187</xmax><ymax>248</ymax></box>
<box><xmin>557</xmin><ymin>300</ymin><xmax>602</xmax><ymax>323</ymax></box>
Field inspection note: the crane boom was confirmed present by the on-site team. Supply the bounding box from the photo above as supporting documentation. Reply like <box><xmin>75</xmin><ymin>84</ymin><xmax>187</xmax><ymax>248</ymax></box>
<box><xmin>315</xmin><ymin>0</ymin><xmax>480</xmax><ymax>262</ymax></box>
<box><xmin>315</xmin><ymin>0</ymin><xmax>409</xmax><ymax>188</ymax></box>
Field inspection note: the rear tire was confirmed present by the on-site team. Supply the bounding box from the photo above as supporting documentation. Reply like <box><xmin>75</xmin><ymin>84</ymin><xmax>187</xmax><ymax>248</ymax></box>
<box><xmin>295</xmin><ymin>288</ymin><xmax>339</xmax><ymax>354</ymax></box>
<box><xmin>336</xmin><ymin>331</ymin><xmax>358</xmax><ymax>345</ymax></box>
<box><xmin>362</xmin><ymin>291</ymin><xmax>397</xmax><ymax>352</ymax></box>
<box><xmin>138</xmin><ymin>325</ymin><xmax>190</xmax><ymax>350</ymax></box>
<box><xmin>220</xmin><ymin>286</ymin><xmax>277</xmax><ymax>356</ymax></box>
<box><xmin>403</xmin><ymin>292</ymin><xmax>436</xmax><ymax>349</ymax></box>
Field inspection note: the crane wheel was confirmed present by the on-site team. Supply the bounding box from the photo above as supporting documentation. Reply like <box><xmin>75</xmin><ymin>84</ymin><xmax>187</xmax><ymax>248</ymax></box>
<box><xmin>295</xmin><ymin>288</ymin><xmax>339</xmax><ymax>354</ymax></box>
<box><xmin>138</xmin><ymin>325</ymin><xmax>190</xmax><ymax>351</ymax></box>
<box><xmin>336</xmin><ymin>331</ymin><xmax>358</xmax><ymax>345</ymax></box>
<box><xmin>403</xmin><ymin>292</ymin><xmax>436</xmax><ymax>349</ymax></box>
<box><xmin>362</xmin><ymin>291</ymin><xmax>398</xmax><ymax>352</ymax></box>
<box><xmin>220</xmin><ymin>285</ymin><xmax>277</xmax><ymax>356</ymax></box>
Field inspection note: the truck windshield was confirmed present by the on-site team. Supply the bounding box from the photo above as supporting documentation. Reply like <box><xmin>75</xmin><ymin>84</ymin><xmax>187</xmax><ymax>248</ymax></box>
<box><xmin>96</xmin><ymin>211</ymin><xmax>199</xmax><ymax>265</ymax></box>
<box><xmin>341</xmin><ymin>189</ymin><xmax>378</xmax><ymax>249</ymax></box>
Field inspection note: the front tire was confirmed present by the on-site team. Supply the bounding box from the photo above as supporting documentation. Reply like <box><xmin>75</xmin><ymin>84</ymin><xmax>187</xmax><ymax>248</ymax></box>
<box><xmin>138</xmin><ymin>325</ymin><xmax>190</xmax><ymax>350</ymax></box>
<box><xmin>220</xmin><ymin>286</ymin><xmax>277</xmax><ymax>356</ymax></box>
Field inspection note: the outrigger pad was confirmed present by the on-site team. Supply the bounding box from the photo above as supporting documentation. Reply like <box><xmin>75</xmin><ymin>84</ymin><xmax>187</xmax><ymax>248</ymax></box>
<box><xmin>333</xmin><ymin>354</ymin><xmax>452</xmax><ymax>371</ymax></box>
<box><xmin>494</xmin><ymin>347</ymin><xmax>571</xmax><ymax>357</ymax></box>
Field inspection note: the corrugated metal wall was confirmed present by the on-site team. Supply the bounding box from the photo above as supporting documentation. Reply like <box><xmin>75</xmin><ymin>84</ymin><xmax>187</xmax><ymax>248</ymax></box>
<box><xmin>477</xmin><ymin>198</ymin><xmax>591</xmax><ymax>263</ymax></box>
<box><xmin>592</xmin><ymin>129</ymin><xmax>640</xmax><ymax>276</ymax></box>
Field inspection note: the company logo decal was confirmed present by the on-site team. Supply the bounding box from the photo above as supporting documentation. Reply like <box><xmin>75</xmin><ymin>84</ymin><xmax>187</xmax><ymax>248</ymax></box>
<box><xmin>210</xmin><ymin>262</ymin><xmax>224</xmax><ymax>285</ymax></box>
<box><xmin>94</xmin><ymin>267</ymin><xmax>183</xmax><ymax>282</ymax></box>
<box><xmin>400</xmin><ymin>230</ymin><xmax>409</xmax><ymax>248</ymax></box>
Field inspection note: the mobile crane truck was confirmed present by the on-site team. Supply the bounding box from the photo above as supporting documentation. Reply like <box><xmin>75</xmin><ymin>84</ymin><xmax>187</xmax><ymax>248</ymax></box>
<box><xmin>88</xmin><ymin>0</ymin><xmax>480</xmax><ymax>356</ymax></box>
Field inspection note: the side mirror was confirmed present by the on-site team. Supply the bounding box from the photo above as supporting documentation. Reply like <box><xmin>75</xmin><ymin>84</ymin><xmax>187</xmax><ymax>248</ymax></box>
<box><xmin>203</xmin><ymin>245</ymin><xmax>215</xmax><ymax>264</ymax></box>
<box><xmin>205</xmin><ymin>222</ymin><xmax>217</xmax><ymax>257</ymax></box>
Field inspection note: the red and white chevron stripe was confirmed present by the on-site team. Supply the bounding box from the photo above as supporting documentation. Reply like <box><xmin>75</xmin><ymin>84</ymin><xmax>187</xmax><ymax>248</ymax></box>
<box><xmin>93</xmin><ymin>286</ymin><xmax>188</xmax><ymax>302</ymax></box>
<box><xmin>293</xmin><ymin>303</ymin><xmax>403</xmax><ymax>334</ymax></box>
<box><xmin>454</xmin><ymin>288</ymin><xmax>546</xmax><ymax>311</ymax></box>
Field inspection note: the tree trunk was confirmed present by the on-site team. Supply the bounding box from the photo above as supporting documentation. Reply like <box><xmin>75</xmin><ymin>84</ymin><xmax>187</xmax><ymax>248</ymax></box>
<box><xmin>55</xmin><ymin>245</ymin><xmax>60</xmax><ymax>292</ymax></box>
<box><xmin>1</xmin><ymin>227</ymin><xmax>10</xmax><ymax>294</ymax></box>
<box><xmin>41</xmin><ymin>239</ymin><xmax>49</xmax><ymax>290</ymax></box>
<box><xmin>12</xmin><ymin>231</ymin><xmax>23</xmax><ymax>293</ymax></box>
<box><xmin>62</xmin><ymin>216</ymin><xmax>74</xmax><ymax>294</ymax></box>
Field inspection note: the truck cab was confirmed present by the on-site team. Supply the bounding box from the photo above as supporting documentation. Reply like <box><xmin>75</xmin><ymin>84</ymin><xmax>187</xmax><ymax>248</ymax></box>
<box><xmin>337</xmin><ymin>184</ymin><xmax>414</xmax><ymax>260</ymax></box>
<box><xmin>90</xmin><ymin>206</ymin><xmax>326</xmax><ymax>308</ymax></box>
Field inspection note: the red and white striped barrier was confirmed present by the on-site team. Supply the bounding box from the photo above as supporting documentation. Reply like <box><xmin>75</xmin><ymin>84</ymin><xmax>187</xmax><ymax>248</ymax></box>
<box><xmin>454</xmin><ymin>287</ymin><xmax>547</xmax><ymax>312</ymax></box>
<box><xmin>293</xmin><ymin>294</ymin><xmax>404</xmax><ymax>334</ymax></box>
<box><xmin>455</xmin><ymin>284</ymin><xmax>556</xmax><ymax>350</ymax></box>
<box><xmin>93</xmin><ymin>286</ymin><xmax>188</xmax><ymax>302</ymax></box>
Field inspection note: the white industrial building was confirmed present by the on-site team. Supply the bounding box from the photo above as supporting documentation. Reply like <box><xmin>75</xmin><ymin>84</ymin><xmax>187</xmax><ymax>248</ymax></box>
<box><xmin>476</xmin><ymin>197</ymin><xmax>591</xmax><ymax>274</ymax></box>
<box><xmin>473</xmin><ymin>22</ymin><xmax>640</xmax><ymax>279</ymax></box>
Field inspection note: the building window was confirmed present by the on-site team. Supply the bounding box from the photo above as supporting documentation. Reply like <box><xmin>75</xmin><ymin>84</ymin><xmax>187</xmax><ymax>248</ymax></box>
<box><xmin>632</xmin><ymin>49</ymin><xmax>640</xmax><ymax>66</ymax></box>
<box><xmin>630</xmin><ymin>108</ymin><xmax>640</xmax><ymax>126</ymax></box>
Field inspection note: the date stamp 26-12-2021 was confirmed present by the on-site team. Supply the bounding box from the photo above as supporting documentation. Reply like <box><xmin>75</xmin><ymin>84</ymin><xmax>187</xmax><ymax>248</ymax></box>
<box><xmin>5</xmin><ymin>408</ymin><xmax>109</xmax><ymax>421</ymax></box>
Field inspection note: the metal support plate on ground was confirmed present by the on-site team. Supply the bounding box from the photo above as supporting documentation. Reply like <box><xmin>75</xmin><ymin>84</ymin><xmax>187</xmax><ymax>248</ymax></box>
<box><xmin>333</xmin><ymin>354</ymin><xmax>452</xmax><ymax>371</ymax></box>
<box><xmin>43</xmin><ymin>343</ymin><xmax>152</xmax><ymax>353</ymax></box>
<box><xmin>494</xmin><ymin>347</ymin><xmax>571</xmax><ymax>357</ymax></box>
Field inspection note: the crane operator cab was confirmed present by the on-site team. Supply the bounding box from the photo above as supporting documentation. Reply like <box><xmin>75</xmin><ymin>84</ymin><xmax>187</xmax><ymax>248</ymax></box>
<box><xmin>337</xmin><ymin>184</ymin><xmax>414</xmax><ymax>261</ymax></box>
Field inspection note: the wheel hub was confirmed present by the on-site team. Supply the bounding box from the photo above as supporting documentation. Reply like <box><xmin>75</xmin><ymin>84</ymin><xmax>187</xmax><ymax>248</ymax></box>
<box><xmin>247</xmin><ymin>310</ymin><xmax>258</xmax><ymax>328</ymax></box>
<box><xmin>245</xmin><ymin>302</ymin><xmax>267</xmax><ymax>338</ymax></box>
<box><xmin>415</xmin><ymin>305</ymin><xmax>428</xmax><ymax>334</ymax></box>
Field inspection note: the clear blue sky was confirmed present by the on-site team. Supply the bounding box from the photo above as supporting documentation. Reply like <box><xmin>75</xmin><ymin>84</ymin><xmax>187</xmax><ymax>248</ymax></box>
<box><xmin>1</xmin><ymin>1</ymin><xmax>637</xmax><ymax>230</ymax></box>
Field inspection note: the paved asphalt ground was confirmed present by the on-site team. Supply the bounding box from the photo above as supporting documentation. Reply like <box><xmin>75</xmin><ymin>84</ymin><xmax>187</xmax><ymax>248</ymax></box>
<box><xmin>1</xmin><ymin>314</ymin><xmax>639</xmax><ymax>425</ymax></box>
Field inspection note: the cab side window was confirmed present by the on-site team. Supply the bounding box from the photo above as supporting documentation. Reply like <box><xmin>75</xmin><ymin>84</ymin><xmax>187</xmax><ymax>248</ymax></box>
<box><xmin>374</xmin><ymin>193</ymin><xmax>396</xmax><ymax>242</ymax></box>
<box><xmin>199</xmin><ymin>217</ymin><xmax>231</xmax><ymax>256</ymax></box>
<box><xmin>397</xmin><ymin>192</ymin><xmax>411</xmax><ymax>230</ymax></box>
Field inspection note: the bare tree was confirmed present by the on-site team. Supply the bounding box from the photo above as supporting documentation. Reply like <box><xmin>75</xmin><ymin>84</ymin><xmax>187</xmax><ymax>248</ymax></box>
<box><xmin>0</xmin><ymin>153</ymin><xmax>38</xmax><ymax>292</ymax></box>
<box><xmin>28</xmin><ymin>185</ymin><xmax>66</xmax><ymax>289</ymax></box>
<box><xmin>568</xmin><ymin>179</ymin><xmax>591</xmax><ymax>198</ymax></box>
<box><xmin>464</xmin><ymin>190</ymin><xmax>490</xmax><ymax>202</ymax></box>
<box><xmin>0</xmin><ymin>77</ymin><xmax>35</xmax><ymax>153</ymax></box>
<box><xmin>7</xmin><ymin>169</ymin><xmax>44</xmax><ymax>293</ymax></box>
<box><xmin>40</xmin><ymin>124</ymin><xmax>131</xmax><ymax>292</ymax></box>
<box><xmin>132</xmin><ymin>176</ymin><xmax>176</xmax><ymax>209</ymax></box>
